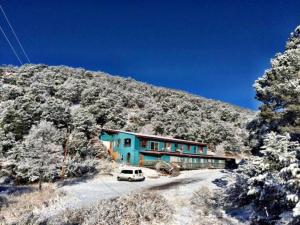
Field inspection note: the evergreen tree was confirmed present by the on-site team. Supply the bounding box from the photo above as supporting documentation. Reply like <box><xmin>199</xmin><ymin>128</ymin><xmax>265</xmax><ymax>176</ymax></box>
<box><xmin>226</xmin><ymin>132</ymin><xmax>300</xmax><ymax>224</ymax></box>
<box><xmin>254</xmin><ymin>26</ymin><xmax>300</xmax><ymax>141</ymax></box>
<box><xmin>16</xmin><ymin>121</ymin><xmax>64</xmax><ymax>189</ymax></box>
<box><xmin>227</xmin><ymin>25</ymin><xmax>300</xmax><ymax>225</ymax></box>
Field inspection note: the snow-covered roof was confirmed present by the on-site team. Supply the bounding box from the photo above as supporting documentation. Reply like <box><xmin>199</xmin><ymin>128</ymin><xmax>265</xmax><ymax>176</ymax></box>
<box><xmin>101</xmin><ymin>128</ymin><xmax>208</xmax><ymax>146</ymax></box>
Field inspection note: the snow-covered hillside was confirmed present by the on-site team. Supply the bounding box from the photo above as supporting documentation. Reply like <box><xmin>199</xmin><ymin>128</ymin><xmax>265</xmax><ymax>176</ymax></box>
<box><xmin>0</xmin><ymin>65</ymin><xmax>254</xmax><ymax>183</ymax></box>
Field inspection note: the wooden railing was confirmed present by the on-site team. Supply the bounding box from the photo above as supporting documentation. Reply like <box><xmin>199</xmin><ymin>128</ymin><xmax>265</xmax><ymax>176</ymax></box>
<box><xmin>142</xmin><ymin>160</ymin><xmax>225</xmax><ymax>169</ymax></box>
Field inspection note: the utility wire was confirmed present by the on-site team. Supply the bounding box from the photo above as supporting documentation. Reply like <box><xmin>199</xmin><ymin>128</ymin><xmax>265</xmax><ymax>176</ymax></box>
<box><xmin>0</xmin><ymin>23</ymin><xmax>23</xmax><ymax>65</ymax></box>
<box><xmin>0</xmin><ymin>5</ymin><xmax>30</xmax><ymax>63</ymax></box>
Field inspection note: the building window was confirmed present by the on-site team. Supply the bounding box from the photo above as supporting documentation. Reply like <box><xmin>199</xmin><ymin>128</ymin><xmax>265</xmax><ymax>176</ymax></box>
<box><xmin>150</xmin><ymin>141</ymin><xmax>159</xmax><ymax>151</ymax></box>
<box><xmin>194</xmin><ymin>146</ymin><xmax>198</xmax><ymax>154</ymax></box>
<box><xmin>140</xmin><ymin>139</ymin><xmax>147</xmax><ymax>148</ymax></box>
<box><xmin>199</xmin><ymin>147</ymin><xmax>203</xmax><ymax>153</ymax></box>
<box><xmin>187</xmin><ymin>145</ymin><xmax>190</xmax><ymax>150</ymax></box>
<box><xmin>124</xmin><ymin>138</ymin><xmax>131</xmax><ymax>147</ymax></box>
<box><xmin>166</xmin><ymin>142</ymin><xmax>171</xmax><ymax>151</ymax></box>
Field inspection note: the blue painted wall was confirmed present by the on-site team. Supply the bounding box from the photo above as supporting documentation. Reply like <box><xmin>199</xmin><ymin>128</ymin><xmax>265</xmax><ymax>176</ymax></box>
<box><xmin>136</xmin><ymin>137</ymin><xmax>207</xmax><ymax>154</ymax></box>
<box><xmin>100</xmin><ymin>131</ymin><xmax>210</xmax><ymax>166</ymax></box>
<box><xmin>100</xmin><ymin>132</ymin><xmax>140</xmax><ymax>165</ymax></box>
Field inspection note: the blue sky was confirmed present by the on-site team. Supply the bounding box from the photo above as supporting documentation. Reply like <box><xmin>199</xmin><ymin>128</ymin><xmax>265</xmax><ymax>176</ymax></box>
<box><xmin>1</xmin><ymin>0</ymin><xmax>300</xmax><ymax>110</ymax></box>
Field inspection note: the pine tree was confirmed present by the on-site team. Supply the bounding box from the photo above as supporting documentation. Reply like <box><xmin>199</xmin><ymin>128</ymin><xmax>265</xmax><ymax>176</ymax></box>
<box><xmin>254</xmin><ymin>26</ymin><xmax>300</xmax><ymax>140</ymax></box>
<box><xmin>225</xmin><ymin>25</ymin><xmax>300</xmax><ymax>224</ymax></box>
<box><xmin>226</xmin><ymin>132</ymin><xmax>300</xmax><ymax>224</ymax></box>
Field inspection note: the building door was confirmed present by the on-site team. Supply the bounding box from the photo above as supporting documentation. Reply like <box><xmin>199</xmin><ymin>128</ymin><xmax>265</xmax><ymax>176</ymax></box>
<box><xmin>139</xmin><ymin>154</ymin><xmax>144</xmax><ymax>166</ymax></box>
<box><xmin>127</xmin><ymin>152</ymin><xmax>131</xmax><ymax>164</ymax></box>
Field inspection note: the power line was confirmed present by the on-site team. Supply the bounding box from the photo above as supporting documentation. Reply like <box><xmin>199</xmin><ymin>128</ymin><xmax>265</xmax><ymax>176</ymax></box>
<box><xmin>0</xmin><ymin>23</ymin><xmax>23</xmax><ymax>65</ymax></box>
<box><xmin>0</xmin><ymin>5</ymin><xmax>30</xmax><ymax>63</ymax></box>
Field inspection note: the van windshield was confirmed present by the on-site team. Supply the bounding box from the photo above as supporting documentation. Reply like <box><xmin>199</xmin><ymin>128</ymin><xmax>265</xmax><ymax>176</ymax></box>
<box><xmin>121</xmin><ymin>170</ymin><xmax>133</xmax><ymax>174</ymax></box>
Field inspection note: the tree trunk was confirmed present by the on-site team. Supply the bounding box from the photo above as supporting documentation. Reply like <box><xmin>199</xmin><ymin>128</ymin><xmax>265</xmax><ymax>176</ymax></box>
<box><xmin>39</xmin><ymin>173</ymin><xmax>42</xmax><ymax>191</ymax></box>
<box><xmin>39</xmin><ymin>162</ymin><xmax>43</xmax><ymax>191</ymax></box>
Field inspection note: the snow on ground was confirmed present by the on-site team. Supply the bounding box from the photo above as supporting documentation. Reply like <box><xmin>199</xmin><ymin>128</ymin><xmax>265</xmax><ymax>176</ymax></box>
<box><xmin>158</xmin><ymin>169</ymin><xmax>224</xmax><ymax>225</ymax></box>
<box><xmin>37</xmin><ymin>167</ymin><xmax>226</xmax><ymax>221</ymax></box>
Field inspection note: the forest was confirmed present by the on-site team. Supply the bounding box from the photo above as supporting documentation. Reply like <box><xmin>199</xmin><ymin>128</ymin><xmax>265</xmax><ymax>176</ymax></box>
<box><xmin>0</xmin><ymin>61</ymin><xmax>253</xmax><ymax>183</ymax></box>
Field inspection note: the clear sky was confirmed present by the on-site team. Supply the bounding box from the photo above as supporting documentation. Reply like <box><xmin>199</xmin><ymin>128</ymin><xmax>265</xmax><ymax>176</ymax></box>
<box><xmin>1</xmin><ymin>0</ymin><xmax>300</xmax><ymax>110</ymax></box>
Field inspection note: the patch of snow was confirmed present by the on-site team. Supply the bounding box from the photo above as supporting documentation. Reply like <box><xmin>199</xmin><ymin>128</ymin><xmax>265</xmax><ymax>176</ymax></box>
<box><xmin>293</xmin><ymin>202</ymin><xmax>300</xmax><ymax>217</ymax></box>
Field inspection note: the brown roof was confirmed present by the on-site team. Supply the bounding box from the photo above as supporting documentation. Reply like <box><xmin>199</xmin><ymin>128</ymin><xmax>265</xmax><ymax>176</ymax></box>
<box><xmin>140</xmin><ymin>150</ymin><xmax>236</xmax><ymax>160</ymax></box>
<box><xmin>101</xmin><ymin>128</ymin><xmax>208</xmax><ymax>146</ymax></box>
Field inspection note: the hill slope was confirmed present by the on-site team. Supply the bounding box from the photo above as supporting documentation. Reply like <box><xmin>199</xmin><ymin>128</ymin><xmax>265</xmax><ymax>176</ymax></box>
<box><xmin>0</xmin><ymin>64</ymin><xmax>254</xmax><ymax>156</ymax></box>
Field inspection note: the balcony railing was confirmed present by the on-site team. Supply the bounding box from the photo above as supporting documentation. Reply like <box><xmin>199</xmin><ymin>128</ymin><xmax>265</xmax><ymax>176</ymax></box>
<box><xmin>142</xmin><ymin>160</ymin><xmax>225</xmax><ymax>169</ymax></box>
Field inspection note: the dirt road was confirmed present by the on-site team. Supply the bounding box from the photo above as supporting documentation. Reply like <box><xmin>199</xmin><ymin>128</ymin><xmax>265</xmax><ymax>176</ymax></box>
<box><xmin>38</xmin><ymin>169</ymin><xmax>225</xmax><ymax>220</ymax></box>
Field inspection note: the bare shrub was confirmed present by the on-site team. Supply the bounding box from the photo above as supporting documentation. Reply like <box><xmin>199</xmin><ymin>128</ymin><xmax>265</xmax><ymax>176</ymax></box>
<box><xmin>155</xmin><ymin>161</ymin><xmax>180</xmax><ymax>176</ymax></box>
<box><xmin>191</xmin><ymin>186</ymin><xmax>215</xmax><ymax>216</ymax></box>
<box><xmin>17</xmin><ymin>192</ymin><xmax>173</xmax><ymax>225</ymax></box>
<box><xmin>191</xmin><ymin>187</ymin><xmax>243</xmax><ymax>225</ymax></box>
<box><xmin>96</xmin><ymin>159</ymin><xmax>116</xmax><ymax>174</ymax></box>
<box><xmin>1</xmin><ymin>184</ymin><xmax>64</xmax><ymax>224</ymax></box>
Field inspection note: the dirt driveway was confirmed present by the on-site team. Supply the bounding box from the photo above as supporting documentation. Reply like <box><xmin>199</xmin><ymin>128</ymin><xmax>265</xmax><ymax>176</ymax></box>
<box><xmin>38</xmin><ymin>169</ymin><xmax>225</xmax><ymax>220</ymax></box>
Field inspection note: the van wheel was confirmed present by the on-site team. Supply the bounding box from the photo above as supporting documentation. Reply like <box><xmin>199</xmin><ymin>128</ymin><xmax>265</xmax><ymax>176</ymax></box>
<box><xmin>128</xmin><ymin>178</ymin><xmax>132</xmax><ymax>182</ymax></box>
<box><xmin>117</xmin><ymin>177</ymin><xmax>121</xmax><ymax>181</ymax></box>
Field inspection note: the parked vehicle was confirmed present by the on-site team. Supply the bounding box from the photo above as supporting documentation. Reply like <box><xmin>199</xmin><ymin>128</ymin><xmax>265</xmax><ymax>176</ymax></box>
<box><xmin>117</xmin><ymin>169</ymin><xmax>145</xmax><ymax>181</ymax></box>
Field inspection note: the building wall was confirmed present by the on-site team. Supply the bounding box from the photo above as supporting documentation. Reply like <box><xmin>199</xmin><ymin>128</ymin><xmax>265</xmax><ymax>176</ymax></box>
<box><xmin>141</xmin><ymin>154</ymin><xmax>226</xmax><ymax>169</ymax></box>
<box><xmin>100</xmin><ymin>132</ymin><xmax>140</xmax><ymax>165</ymax></box>
<box><xmin>100</xmin><ymin>131</ymin><xmax>214</xmax><ymax>167</ymax></box>
<box><xmin>136</xmin><ymin>137</ymin><xmax>208</xmax><ymax>155</ymax></box>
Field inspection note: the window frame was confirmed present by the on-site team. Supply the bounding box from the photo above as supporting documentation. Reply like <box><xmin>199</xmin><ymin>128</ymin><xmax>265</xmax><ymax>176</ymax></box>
<box><xmin>124</xmin><ymin>138</ymin><xmax>131</xmax><ymax>147</ymax></box>
<box><xmin>198</xmin><ymin>146</ymin><xmax>203</xmax><ymax>153</ymax></box>
<box><xmin>150</xmin><ymin>141</ymin><xmax>159</xmax><ymax>151</ymax></box>
<box><xmin>140</xmin><ymin>139</ymin><xmax>147</xmax><ymax>148</ymax></box>
<box><xmin>166</xmin><ymin>142</ymin><xmax>172</xmax><ymax>151</ymax></box>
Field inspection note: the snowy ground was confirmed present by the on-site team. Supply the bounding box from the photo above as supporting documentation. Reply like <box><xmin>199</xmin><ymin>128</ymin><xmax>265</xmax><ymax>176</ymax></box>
<box><xmin>159</xmin><ymin>170</ymin><xmax>224</xmax><ymax>225</ymax></box>
<box><xmin>37</xmin><ymin>167</ymin><xmax>226</xmax><ymax>222</ymax></box>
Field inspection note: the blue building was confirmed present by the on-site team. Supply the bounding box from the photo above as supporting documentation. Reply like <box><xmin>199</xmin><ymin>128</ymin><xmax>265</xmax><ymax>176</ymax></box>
<box><xmin>100</xmin><ymin>129</ymin><xmax>234</xmax><ymax>169</ymax></box>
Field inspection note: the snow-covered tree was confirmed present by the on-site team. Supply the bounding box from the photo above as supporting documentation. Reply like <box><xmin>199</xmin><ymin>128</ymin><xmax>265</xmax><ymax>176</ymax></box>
<box><xmin>254</xmin><ymin>25</ymin><xmax>300</xmax><ymax>141</ymax></box>
<box><xmin>226</xmin><ymin>132</ymin><xmax>300</xmax><ymax>224</ymax></box>
<box><xmin>225</xmin><ymin>25</ymin><xmax>300</xmax><ymax>224</ymax></box>
<box><xmin>16</xmin><ymin>121</ymin><xmax>64</xmax><ymax>189</ymax></box>
<box><xmin>40</xmin><ymin>97</ymin><xmax>71</xmax><ymax>128</ymax></box>
<box><xmin>56</xmin><ymin>77</ymin><xmax>87</xmax><ymax>103</ymax></box>
<box><xmin>0</xmin><ymin>63</ymin><xmax>254</xmax><ymax>184</ymax></box>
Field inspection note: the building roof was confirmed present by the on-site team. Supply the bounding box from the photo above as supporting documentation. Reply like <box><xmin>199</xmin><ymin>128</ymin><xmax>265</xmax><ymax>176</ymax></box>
<box><xmin>140</xmin><ymin>150</ymin><xmax>235</xmax><ymax>160</ymax></box>
<box><xmin>101</xmin><ymin>128</ymin><xmax>208</xmax><ymax>146</ymax></box>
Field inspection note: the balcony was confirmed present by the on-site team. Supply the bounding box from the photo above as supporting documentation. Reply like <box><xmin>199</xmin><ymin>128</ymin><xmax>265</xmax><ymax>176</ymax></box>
<box><xmin>142</xmin><ymin>160</ymin><xmax>225</xmax><ymax>170</ymax></box>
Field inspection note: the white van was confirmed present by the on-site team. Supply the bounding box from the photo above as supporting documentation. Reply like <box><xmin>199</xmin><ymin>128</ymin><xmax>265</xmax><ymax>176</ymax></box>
<box><xmin>117</xmin><ymin>169</ymin><xmax>145</xmax><ymax>181</ymax></box>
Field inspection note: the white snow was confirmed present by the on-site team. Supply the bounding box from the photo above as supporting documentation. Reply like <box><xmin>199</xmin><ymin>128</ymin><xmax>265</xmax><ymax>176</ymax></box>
<box><xmin>37</xmin><ymin>168</ymin><xmax>225</xmax><ymax>220</ymax></box>
<box><xmin>293</xmin><ymin>202</ymin><xmax>300</xmax><ymax>217</ymax></box>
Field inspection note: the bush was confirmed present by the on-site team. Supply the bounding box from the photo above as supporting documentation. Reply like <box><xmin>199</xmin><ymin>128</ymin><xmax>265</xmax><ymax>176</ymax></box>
<box><xmin>0</xmin><ymin>195</ymin><xmax>8</xmax><ymax>210</ymax></box>
<box><xmin>0</xmin><ymin>184</ymin><xmax>63</xmax><ymax>224</ymax></box>
<box><xmin>155</xmin><ymin>161</ymin><xmax>180</xmax><ymax>176</ymax></box>
<box><xmin>17</xmin><ymin>192</ymin><xmax>174</xmax><ymax>225</ymax></box>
